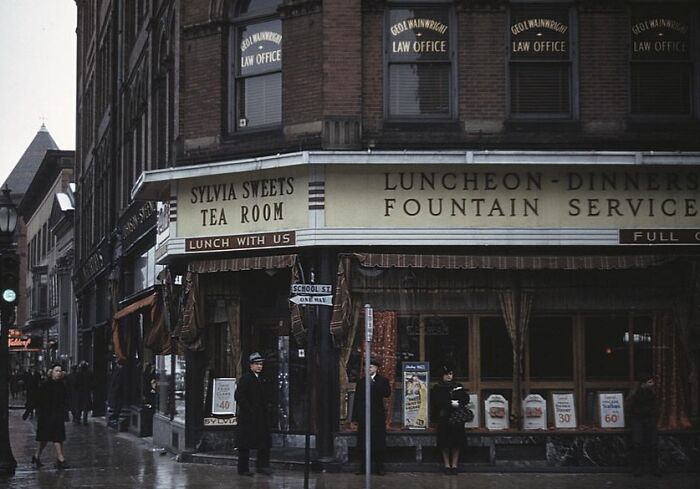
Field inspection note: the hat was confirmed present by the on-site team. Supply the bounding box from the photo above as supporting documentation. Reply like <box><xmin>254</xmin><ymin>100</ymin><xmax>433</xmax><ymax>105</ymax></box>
<box><xmin>370</xmin><ymin>357</ymin><xmax>381</xmax><ymax>368</ymax></box>
<box><xmin>441</xmin><ymin>363</ymin><xmax>455</xmax><ymax>375</ymax></box>
<box><xmin>249</xmin><ymin>352</ymin><xmax>264</xmax><ymax>364</ymax></box>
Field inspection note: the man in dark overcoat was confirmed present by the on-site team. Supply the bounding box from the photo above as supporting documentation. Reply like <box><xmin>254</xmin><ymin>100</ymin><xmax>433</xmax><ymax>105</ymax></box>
<box><xmin>352</xmin><ymin>357</ymin><xmax>391</xmax><ymax>475</ymax></box>
<box><xmin>234</xmin><ymin>352</ymin><xmax>273</xmax><ymax>476</ymax></box>
<box><xmin>626</xmin><ymin>372</ymin><xmax>660</xmax><ymax>477</ymax></box>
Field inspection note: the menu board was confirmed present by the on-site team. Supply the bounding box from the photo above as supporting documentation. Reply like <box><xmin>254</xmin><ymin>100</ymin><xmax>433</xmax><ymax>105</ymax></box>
<box><xmin>551</xmin><ymin>392</ymin><xmax>577</xmax><ymax>429</ymax></box>
<box><xmin>402</xmin><ymin>362</ymin><xmax>430</xmax><ymax>429</ymax></box>
<box><xmin>598</xmin><ymin>392</ymin><xmax>625</xmax><ymax>429</ymax></box>
<box><xmin>211</xmin><ymin>378</ymin><xmax>237</xmax><ymax>415</ymax></box>
<box><xmin>485</xmin><ymin>394</ymin><xmax>509</xmax><ymax>430</ymax></box>
<box><xmin>523</xmin><ymin>394</ymin><xmax>547</xmax><ymax>430</ymax></box>
<box><xmin>464</xmin><ymin>393</ymin><xmax>480</xmax><ymax>429</ymax></box>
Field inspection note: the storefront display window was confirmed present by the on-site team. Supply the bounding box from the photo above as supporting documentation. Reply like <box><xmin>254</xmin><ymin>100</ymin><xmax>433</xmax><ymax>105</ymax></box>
<box><xmin>480</xmin><ymin>316</ymin><xmax>513</xmax><ymax>380</ymax></box>
<box><xmin>529</xmin><ymin>316</ymin><xmax>573</xmax><ymax>380</ymax></box>
<box><xmin>584</xmin><ymin>317</ymin><xmax>629</xmax><ymax>379</ymax></box>
<box><xmin>155</xmin><ymin>354</ymin><xmax>186</xmax><ymax>421</ymax></box>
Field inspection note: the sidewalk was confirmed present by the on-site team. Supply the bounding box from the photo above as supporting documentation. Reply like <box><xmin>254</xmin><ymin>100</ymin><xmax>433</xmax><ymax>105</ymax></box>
<box><xmin>5</xmin><ymin>409</ymin><xmax>698</xmax><ymax>489</ymax></box>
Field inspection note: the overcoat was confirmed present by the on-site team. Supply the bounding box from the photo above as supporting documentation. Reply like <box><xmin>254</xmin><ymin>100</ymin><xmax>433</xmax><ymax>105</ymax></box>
<box><xmin>36</xmin><ymin>379</ymin><xmax>68</xmax><ymax>442</ymax></box>
<box><xmin>235</xmin><ymin>370</ymin><xmax>272</xmax><ymax>449</ymax></box>
<box><xmin>352</xmin><ymin>374</ymin><xmax>391</xmax><ymax>450</ymax></box>
<box><xmin>431</xmin><ymin>380</ymin><xmax>468</xmax><ymax>449</ymax></box>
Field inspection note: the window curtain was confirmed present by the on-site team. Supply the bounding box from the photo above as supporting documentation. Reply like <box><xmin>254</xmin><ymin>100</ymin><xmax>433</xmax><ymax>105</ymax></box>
<box><xmin>177</xmin><ymin>271</ymin><xmax>206</xmax><ymax>351</ymax></box>
<box><xmin>654</xmin><ymin>311</ymin><xmax>692</xmax><ymax>429</ymax></box>
<box><xmin>290</xmin><ymin>260</ymin><xmax>306</xmax><ymax>345</ymax></box>
<box><xmin>330</xmin><ymin>256</ymin><xmax>353</xmax><ymax>345</ymax></box>
<box><xmin>225</xmin><ymin>297</ymin><xmax>242</xmax><ymax>379</ymax></box>
<box><xmin>498</xmin><ymin>287</ymin><xmax>534</xmax><ymax>424</ymax></box>
<box><xmin>359</xmin><ymin>311</ymin><xmax>398</xmax><ymax>427</ymax></box>
<box><xmin>111</xmin><ymin>292</ymin><xmax>158</xmax><ymax>362</ymax></box>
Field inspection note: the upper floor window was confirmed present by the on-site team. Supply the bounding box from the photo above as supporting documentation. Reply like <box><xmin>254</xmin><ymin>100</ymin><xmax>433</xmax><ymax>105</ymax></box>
<box><xmin>230</xmin><ymin>0</ymin><xmax>282</xmax><ymax>131</ymax></box>
<box><xmin>630</xmin><ymin>6</ymin><xmax>693</xmax><ymax>116</ymax></box>
<box><xmin>386</xmin><ymin>6</ymin><xmax>454</xmax><ymax>119</ymax></box>
<box><xmin>508</xmin><ymin>5</ymin><xmax>574</xmax><ymax>118</ymax></box>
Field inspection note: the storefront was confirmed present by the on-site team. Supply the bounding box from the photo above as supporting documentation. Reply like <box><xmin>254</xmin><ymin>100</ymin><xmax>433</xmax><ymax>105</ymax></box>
<box><xmin>133</xmin><ymin>150</ymin><xmax>700</xmax><ymax>467</ymax></box>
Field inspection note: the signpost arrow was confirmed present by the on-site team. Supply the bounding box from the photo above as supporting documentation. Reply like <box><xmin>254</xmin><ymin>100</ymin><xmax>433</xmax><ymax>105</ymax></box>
<box><xmin>289</xmin><ymin>295</ymin><xmax>333</xmax><ymax>306</ymax></box>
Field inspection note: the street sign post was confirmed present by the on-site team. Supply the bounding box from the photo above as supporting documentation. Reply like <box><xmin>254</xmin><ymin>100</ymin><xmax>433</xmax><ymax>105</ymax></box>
<box><xmin>290</xmin><ymin>283</ymin><xmax>332</xmax><ymax>295</ymax></box>
<box><xmin>289</xmin><ymin>295</ymin><xmax>333</xmax><ymax>306</ymax></box>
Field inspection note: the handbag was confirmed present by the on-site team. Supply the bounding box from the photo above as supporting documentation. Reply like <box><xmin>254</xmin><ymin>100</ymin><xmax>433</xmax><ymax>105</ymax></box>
<box><xmin>448</xmin><ymin>404</ymin><xmax>474</xmax><ymax>424</ymax></box>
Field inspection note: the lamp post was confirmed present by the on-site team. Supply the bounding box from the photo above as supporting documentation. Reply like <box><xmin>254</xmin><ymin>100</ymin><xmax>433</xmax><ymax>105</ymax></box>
<box><xmin>0</xmin><ymin>184</ymin><xmax>18</xmax><ymax>477</ymax></box>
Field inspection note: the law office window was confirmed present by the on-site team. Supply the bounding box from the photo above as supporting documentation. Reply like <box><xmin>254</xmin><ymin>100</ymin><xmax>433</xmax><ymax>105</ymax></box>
<box><xmin>230</xmin><ymin>0</ymin><xmax>282</xmax><ymax>130</ymax></box>
<box><xmin>529</xmin><ymin>316</ymin><xmax>573</xmax><ymax>380</ymax></box>
<box><xmin>480</xmin><ymin>316</ymin><xmax>513</xmax><ymax>380</ymax></box>
<box><xmin>386</xmin><ymin>7</ymin><xmax>453</xmax><ymax>118</ymax></box>
<box><xmin>630</xmin><ymin>8</ymin><xmax>693</xmax><ymax>116</ymax></box>
<box><xmin>509</xmin><ymin>7</ymin><xmax>573</xmax><ymax>117</ymax></box>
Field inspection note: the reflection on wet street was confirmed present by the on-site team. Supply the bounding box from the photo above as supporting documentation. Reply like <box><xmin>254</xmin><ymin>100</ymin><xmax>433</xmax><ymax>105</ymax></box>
<box><xmin>5</xmin><ymin>410</ymin><xmax>697</xmax><ymax>489</ymax></box>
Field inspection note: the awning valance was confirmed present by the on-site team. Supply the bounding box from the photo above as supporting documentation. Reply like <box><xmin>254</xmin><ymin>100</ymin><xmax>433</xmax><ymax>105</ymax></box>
<box><xmin>354</xmin><ymin>253</ymin><xmax>674</xmax><ymax>271</ymax></box>
<box><xmin>188</xmin><ymin>254</ymin><xmax>297</xmax><ymax>274</ymax></box>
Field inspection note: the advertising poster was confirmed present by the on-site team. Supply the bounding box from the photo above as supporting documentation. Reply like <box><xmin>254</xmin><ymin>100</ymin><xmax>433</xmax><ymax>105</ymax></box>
<box><xmin>402</xmin><ymin>362</ymin><xmax>430</xmax><ymax>429</ymax></box>
<box><xmin>485</xmin><ymin>394</ymin><xmax>509</xmax><ymax>430</ymax></box>
<box><xmin>211</xmin><ymin>378</ymin><xmax>237</xmax><ymax>415</ymax></box>
<box><xmin>523</xmin><ymin>394</ymin><xmax>547</xmax><ymax>430</ymax></box>
<box><xmin>464</xmin><ymin>393</ymin><xmax>480</xmax><ymax>429</ymax></box>
<box><xmin>598</xmin><ymin>392</ymin><xmax>625</xmax><ymax>428</ymax></box>
<box><xmin>551</xmin><ymin>392</ymin><xmax>577</xmax><ymax>429</ymax></box>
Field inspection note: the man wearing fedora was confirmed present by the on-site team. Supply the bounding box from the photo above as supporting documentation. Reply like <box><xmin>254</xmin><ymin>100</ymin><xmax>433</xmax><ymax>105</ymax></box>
<box><xmin>234</xmin><ymin>352</ymin><xmax>273</xmax><ymax>476</ymax></box>
<box><xmin>352</xmin><ymin>357</ymin><xmax>391</xmax><ymax>475</ymax></box>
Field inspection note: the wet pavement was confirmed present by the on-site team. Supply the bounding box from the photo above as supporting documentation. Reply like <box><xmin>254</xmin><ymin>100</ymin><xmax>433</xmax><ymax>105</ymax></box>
<box><xmin>4</xmin><ymin>409</ymin><xmax>699</xmax><ymax>489</ymax></box>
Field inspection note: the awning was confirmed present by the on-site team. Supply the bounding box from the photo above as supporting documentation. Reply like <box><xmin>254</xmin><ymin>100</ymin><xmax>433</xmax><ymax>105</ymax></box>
<box><xmin>354</xmin><ymin>253</ymin><xmax>674</xmax><ymax>271</ymax></box>
<box><xmin>188</xmin><ymin>254</ymin><xmax>297</xmax><ymax>273</ymax></box>
<box><xmin>112</xmin><ymin>293</ymin><xmax>158</xmax><ymax>362</ymax></box>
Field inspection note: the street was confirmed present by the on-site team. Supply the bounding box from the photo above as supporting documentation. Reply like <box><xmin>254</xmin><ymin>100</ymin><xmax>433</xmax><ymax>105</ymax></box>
<box><xmin>4</xmin><ymin>410</ymin><xmax>697</xmax><ymax>489</ymax></box>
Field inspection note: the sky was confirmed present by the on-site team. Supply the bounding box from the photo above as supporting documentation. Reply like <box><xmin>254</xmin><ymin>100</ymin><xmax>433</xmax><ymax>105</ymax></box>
<box><xmin>0</xmin><ymin>0</ymin><xmax>77</xmax><ymax>186</ymax></box>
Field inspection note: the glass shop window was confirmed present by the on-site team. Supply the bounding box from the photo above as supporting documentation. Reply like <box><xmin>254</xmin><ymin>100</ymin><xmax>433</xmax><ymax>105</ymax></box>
<box><xmin>231</xmin><ymin>0</ymin><xmax>282</xmax><ymax>130</ymax></box>
<box><xmin>424</xmin><ymin>316</ymin><xmax>468</xmax><ymax>378</ymax></box>
<box><xmin>630</xmin><ymin>315</ymin><xmax>653</xmax><ymax>377</ymax></box>
<box><xmin>386</xmin><ymin>6</ymin><xmax>453</xmax><ymax>119</ymax></box>
<box><xmin>509</xmin><ymin>6</ymin><xmax>574</xmax><ymax>118</ymax></box>
<box><xmin>480</xmin><ymin>316</ymin><xmax>513</xmax><ymax>380</ymax></box>
<box><xmin>630</xmin><ymin>7</ymin><xmax>693</xmax><ymax>116</ymax></box>
<box><xmin>584</xmin><ymin>317</ymin><xmax>629</xmax><ymax>379</ymax></box>
<box><xmin>394</xmin><ymin>316</ymin><xmax>420</xmax><ymax>378</ymax></box>
<box><xmin>529</xmin><ymin>316</ymin><xmax>573</xmax><ymax>380</ymax></box>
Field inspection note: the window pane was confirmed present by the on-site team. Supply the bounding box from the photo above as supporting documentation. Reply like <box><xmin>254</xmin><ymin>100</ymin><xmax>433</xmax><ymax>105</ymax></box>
<box><xmin>389</xmin><ymin>63</ymin><xmax>450</xmax><ymax>117</ymax></box>
<box><xmin>235</xmin><ymin>0</ymin><xmax>281</xmax><ymax>16</ymax></box>
<box><xmin>425</xmin><ymin>316</ymin><xmax>468</xmax><ymax>378</ymax></box>
<box><xmin>632</xmin><ymin>316</ymin><xmax>653</xmax><ymax>377</ymax></box>
<box><xmin>238</xmin><ymin>20</ymin><xmax>282</xmax><ymax>77</ymax></box>
<box><xmin>388</xmin><ymin>8</ymin><xmax>450</xmax><ymax>62</ymax></box>
<box><xmin>395</xmin><ymin>316</ymin><xmax>420</xmax><ymax>377</ymax></box>
<box><xmin>529</xmin><ymin>316</ymin><xmax>573</xmax><ymax>380</ymax></box>
<box><xmin>480</xmin><ymin>317</ymin><xmax>513</xmax><ymax>380</ymax></box>
<box><xmin>631</xmin><ymin>63</ymin><xmax>691</xmax><ymax>115</ymax></box>
<box><xmin>237</xmin><ymin>72</ymin><xmax>281</xmax><ymax>128</ymax></box>
<box><xmin>510</xmin><ymin>62</ymin><xmax>570</xmax><ymax>114</ymax></box>
<box><xmin>584</xmin><ymin>317</ymin><xmax>629</xmax><ymax>379</ymax></box>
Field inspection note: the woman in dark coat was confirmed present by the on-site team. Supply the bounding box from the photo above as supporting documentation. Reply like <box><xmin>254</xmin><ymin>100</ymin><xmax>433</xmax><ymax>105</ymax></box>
<box><xmin>32</xmin><ymin>364</ymin><xmax>70</xmax><ymax>470</ymax></box>
<box><xmin>431</xmin><ymin>364</ymin><xmax>469</xmax><ymax>475</ymax></box>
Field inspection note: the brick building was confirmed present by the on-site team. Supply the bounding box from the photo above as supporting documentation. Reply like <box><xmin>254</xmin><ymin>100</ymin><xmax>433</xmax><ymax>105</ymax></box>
<box><xmin>77</xmin><ymin>0</ymin><xmax>700</xmax><ymax>470</ymax></box>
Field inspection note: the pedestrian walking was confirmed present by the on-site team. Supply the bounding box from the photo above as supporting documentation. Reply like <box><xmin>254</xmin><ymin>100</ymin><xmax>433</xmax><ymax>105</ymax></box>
<box><xmin>626</xmin><ymin>372</ymin><xmax>660</xmax><ymax>477</ymax></box>
<box><xmin>351</xmin><ymin>357</ymin><xmax>391</xmax><ymax>475</ymax></box>
<box><xmin>431</xmin><ymin>364</ymin><xmax>470</xmax><ymax>475</ymax></box>
<box><xmin>32</xmin><ymin>363</ymin><xmax>70</xmax><ymax>470</ymax></box>
<box><xmin>22</xmin><ymin>368</ymin><xmax>42</xmax><ymax>420</ymax></box>
<box><xmin>234</xmin><ymin>352</ymin><xmax>273</xmax><ymax>476</ymax></box>
<box><xmin>73</xmin><ymin>361</ymin><xmax>93</xmax><ymax>424</ymax></box>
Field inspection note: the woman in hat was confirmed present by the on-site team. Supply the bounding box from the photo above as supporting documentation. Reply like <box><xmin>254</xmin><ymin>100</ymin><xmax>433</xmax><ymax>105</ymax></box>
<box><xmin>431</xmin><ymin>364</ymin><xmax>469</xmax><ymax>475</ymax></box>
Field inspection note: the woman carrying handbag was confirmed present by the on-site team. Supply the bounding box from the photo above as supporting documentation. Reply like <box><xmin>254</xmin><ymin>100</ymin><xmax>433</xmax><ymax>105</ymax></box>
<box><xmin>431</xmin><ymin>363</ymin><xmax>472</xmax><ymax>475</ymax></box>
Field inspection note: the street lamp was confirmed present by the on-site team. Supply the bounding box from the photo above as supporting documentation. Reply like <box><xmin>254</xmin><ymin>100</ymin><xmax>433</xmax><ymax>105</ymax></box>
<box><xmin>0</xmin><ymin>183</ymin><xmax>18</xmax><ymax>477</ymax></box>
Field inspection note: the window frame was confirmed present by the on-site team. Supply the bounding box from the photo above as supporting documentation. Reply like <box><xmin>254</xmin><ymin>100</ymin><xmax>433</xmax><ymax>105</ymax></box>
<box><xmin>506</xmin><ymin>3</ymin><xmax>578</xmax><ymax>120</ymax></box>
<box><xmin>383</xmin><ymin>2</ymin><xmax>458</xmax><ymax>121</ymax></box>
<box><xmin>627</xmin><ymin>4</ymin><xmax>698</xmax><ymax>120</ymax></box>
<box><xmin>228</xmin><ymin>2</ymin><xmax>283</xmax><ymax>133</ymax></box>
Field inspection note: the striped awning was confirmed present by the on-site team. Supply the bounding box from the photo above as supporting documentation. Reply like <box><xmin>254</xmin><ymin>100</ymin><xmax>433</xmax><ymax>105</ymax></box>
<box><xmin>188</xmin><ymin>254</ymin><xmax>297</xmax><ymax>273</ymax></box>
<box><xmin>354</xmin><ymin>253</ymin><xmax>674</xmax><ymax>271</ymax></box>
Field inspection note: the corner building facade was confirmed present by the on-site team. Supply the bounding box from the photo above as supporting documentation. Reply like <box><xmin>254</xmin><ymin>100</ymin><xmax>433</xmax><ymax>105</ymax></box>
<box><xmin>87</xmin><ymin>0</ymin><xmax>700</xmax><ymax>470</ymax></box>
